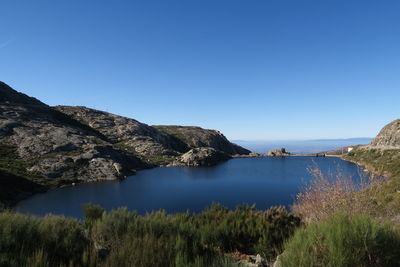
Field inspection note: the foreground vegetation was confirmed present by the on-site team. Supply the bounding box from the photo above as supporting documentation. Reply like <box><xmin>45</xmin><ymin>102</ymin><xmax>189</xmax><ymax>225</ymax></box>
<box><xmin>344</xmin><ymin>148</ymin><xmax>400</xmax><ymax>218</ymax></box>
<box><xmin>286</xmin><ymin>159</ymin><xmax>400</xmax><ymax>266</ymax></box>
<box><xmin>0</xmin><ymin>204</ymin><xmax>301</xmax><ymax>266</ymax></box>
<box><xmin>281</xmin><ymin>213</ymin><xmax>400</xmax><ymax>267</ymax></box>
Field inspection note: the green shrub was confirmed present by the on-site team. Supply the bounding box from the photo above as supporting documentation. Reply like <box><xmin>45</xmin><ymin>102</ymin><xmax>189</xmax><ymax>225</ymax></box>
<box><xmin>38</xmin><ymin>215</ymin><xmax>89</xmax><ymax>265</ymax></box>
<box><xmin>280</xmin><ymin>213</ymin><xmax>400</xmax><ymax>267</ymax></box>
<box><xmin>191</xmin><ymin>204</ymin><xmax>301</xmax><ymax>259</ymax></box>
<box><xmin>0</xmin><ymin>212</ymin><xmax>90</xmax><ymax>266</ymax></box>
<box><xmin>82</xmin><ymin>203</ymin><xmax>105</xmax><ymax>225</ymax></box>
<box><xmin>91</xmin><ymin>207</ymin><xmax>138</xmax><ymax>250</ymax></box>
<box><xmin>0</xmin><ymin>212</ymin><xmax>41</xmax><ymax>266</ymax></box>
<box><xmin>96</xmin><ymin>208</ymin><xmax>229</xmax><ymax>267</ymax></box>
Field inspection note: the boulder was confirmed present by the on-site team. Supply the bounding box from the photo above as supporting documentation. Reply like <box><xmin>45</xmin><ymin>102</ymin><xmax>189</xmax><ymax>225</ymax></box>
<box><xmin>268</xmin><ymin>148</ymin><xmax>290</xmax><ymax>157</ymax></box>
<box><xmin>173</xmin><ymin>147</ymin><xmax>231</xmax><ymax>167</ymax></box>
<box><xmin>370</xmin><ymin>119</ymin><xmax>400</xmax><ymax>148</ymax></box>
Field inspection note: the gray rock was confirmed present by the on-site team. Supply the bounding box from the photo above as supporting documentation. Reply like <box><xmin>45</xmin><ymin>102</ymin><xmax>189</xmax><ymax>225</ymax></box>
<box><xmin>268</xmin><ymin>148</ymin><xmax>290</xmax><ymax>157</ymax></box>
<box><xmin>174</xmin><ymin>147</ymin><xmax>231</xmax><ymax>167</ymax></box>
<box><xmin>273</xmin><ymin>254</ymin><xmax>282</xmax><ymax>267</ymax></box>
<box><xmin>154</xmin><ymin>125</ymin><xmax>251</xmax><ymax>155</ymax></box>
<box><xmin>255</xmin><ymin>254</ymin><xmax>263</xmax><ymax>265</ymax></box>
<box><xmin>370</xmin><ymin>119</ymin><xmax>400</xmax><ymax>148</ymax></box>
<box><xmin>55</xmin><ymin>105</ymin><xmax>189</xmax><ymax>158</ymax></box>
<box><xmin>0</xmin><ymin>82</ymin><xmax>147</xmax><ymax>186</ymax></box>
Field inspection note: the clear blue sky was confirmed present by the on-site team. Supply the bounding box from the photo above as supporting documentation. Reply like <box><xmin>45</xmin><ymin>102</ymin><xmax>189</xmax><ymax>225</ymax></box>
<box><xmin>1</xmin><ymin>0</ymin><xmax>399</xmax><ymax>140</ymax></box>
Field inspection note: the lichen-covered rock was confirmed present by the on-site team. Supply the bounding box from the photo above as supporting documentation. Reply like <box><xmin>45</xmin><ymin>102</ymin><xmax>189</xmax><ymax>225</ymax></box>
<box><xmin>370</xmin><ymin>119</ymin><xmax>400</xmax><ymax>148</ymax></box>
<box><xmin>173</xmin><ymin>147</ymin><xmax>231</xmax><ymax>167</ymax></box>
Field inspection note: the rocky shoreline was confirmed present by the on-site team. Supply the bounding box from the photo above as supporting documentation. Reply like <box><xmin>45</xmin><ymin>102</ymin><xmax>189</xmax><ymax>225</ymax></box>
<box><xmin>0</xmin><ymin>82</ymin><xmax>251</xmax><ymax>206</ymax></box>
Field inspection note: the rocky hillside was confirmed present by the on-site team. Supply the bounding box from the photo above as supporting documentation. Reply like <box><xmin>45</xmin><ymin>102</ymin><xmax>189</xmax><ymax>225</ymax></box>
<box><xmin>0</xmin><ymin>82</ymin><xmax>250</xmax><ymax>204</ymax></box>
<box><xmin>370</xmin><ymin>119</ymin><xmax>400</xmax><ymax>147</ymax></box>
<box><xmin>55</xmin><ymin>106</ymin><xmax>189</xmax><ymax>163</ymax></box>
<box><xmin>0</xmin><ymin>82</ymin><xmax>146</xmax><ymax>186</ymax></box>
<box><xmin>344</xmin><ymin>119</ymin><xmax>400</xmax><ymax>178</ymax></box>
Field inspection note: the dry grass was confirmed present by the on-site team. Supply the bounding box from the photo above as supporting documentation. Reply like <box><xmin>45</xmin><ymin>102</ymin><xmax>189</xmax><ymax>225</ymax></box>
<box><xmin>292</xmin><ymin>165</ymin><xmax>381</xmax><ymax>223</ymax></box>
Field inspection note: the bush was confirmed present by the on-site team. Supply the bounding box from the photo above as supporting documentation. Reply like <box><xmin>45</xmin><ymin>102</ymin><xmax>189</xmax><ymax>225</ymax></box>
<box><xmin>0</xmin><ymin>212</ymin><xmax>41</xmax><ymax>266</ymax></box>
<box><xmin>95</xmin><ymin>208</ymin><xmax>232</xmax><ymax>267</ymax></box>
<box><xmin>0</xmin><ymin>212</ymin><xmax>90</xmax><ymax>266</ymax></box>
<box><xmin>280</xmin><ymin>213</ymin><xmax>400</xmax><ymax>267</ymax></box>
<box><xmin>82</xmin><ymin>203</ymin><xmax>105</xmax><ymax>224</ymax></box>
<box><xmin>91</xmin><ymin>207</ymin><xmax>138</xmax><ymax>250</ymax></box>
<box><xmin>190</xmin><ymin>204</ymin><xmax>301</xmax><ymax>260</ymax></box>
<box><xmin>38</xmin><ymin>215</ymin><xmax>89</xmax><ymax>265</ymax></box>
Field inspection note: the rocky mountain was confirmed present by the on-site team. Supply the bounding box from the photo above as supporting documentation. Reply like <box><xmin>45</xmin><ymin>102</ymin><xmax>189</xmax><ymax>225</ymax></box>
<box><xmin>55</xmin><ymin>106</ymin><xmax>189</xmax><ymax>161</ymax></box>
<box><xmin>370</xmin><ymin>119</ymin><xmax>400</xmax><ymax>147</ymax></box>
<box><xmin>0</xmin><ymin>82</ymin><xmax>146</xmax><ymax>186</ymax></box>
<box><xmin>344</xmin><ymin>118</ymin><xmax>400</xmax><ymax>178</ymax></box>
<box><xmin>0</xmin><ymin>81</ymin><xmax>250</xmax><ymax>205</ymax></box>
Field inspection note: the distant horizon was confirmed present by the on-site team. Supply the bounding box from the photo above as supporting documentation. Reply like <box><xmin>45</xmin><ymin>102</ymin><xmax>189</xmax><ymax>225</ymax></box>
<box><xmin>231</xmin><ymin>137</ymin><xmax>373</xmax><ymax>142</ymax></box>
<box><xmin>232</xmin><ymin>137</ymin><xmax>373</xmax><ymax>154</ymax></box>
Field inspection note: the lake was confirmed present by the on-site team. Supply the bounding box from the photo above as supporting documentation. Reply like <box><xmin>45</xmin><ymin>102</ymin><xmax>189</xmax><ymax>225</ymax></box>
<box><xmin>15</xmin><ymin>157</ymin><xmax>365</xmax><ymax>219</ymax></box>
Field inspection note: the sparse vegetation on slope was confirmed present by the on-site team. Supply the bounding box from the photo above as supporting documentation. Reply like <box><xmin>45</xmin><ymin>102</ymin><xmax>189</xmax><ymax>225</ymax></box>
<box><xmin>345</xmin><ymin>148</ymin><xmax>400</xmax><ymax>178</ymax></box>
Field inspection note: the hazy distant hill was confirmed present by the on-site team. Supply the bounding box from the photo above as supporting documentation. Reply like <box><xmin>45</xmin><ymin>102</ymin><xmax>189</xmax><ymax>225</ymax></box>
<box><xmin>233</xmin><ymin>138</ymin><xmax>373</xmax><ymax>154</ymax></box>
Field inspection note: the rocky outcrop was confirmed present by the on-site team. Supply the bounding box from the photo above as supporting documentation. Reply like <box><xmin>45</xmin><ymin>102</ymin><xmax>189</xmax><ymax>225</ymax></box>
<box><xmin>153</xmin><ymin>125</ymin><xmax>251</xmax><ymax>155</ymax></box>
<box><xmin>370</xmin><ymin>119</ymin><xmax>400</xmax><ymax>148</ymax></box>
<box><xmin>55</xmin><ymin>106</ymin><xmax>189</xmax><ymax>158</ymax></box>
<box><xmin>0</xmin><ymin>82</ymin><xmax>148</xmax><ymax>187</ymax></box>
<box><xmin>268</xmin><ymin>148</ymin><xmax>290</xmax><ymax>157</ymax></box>
<box><xmin>172</xmin><ymin>147</ymin><xmax>231</xmax><ymax>167</ymax></box>
<box><xmin>343</xmin><ymin>118</ymin><xmax>400</xmax><ymax>179</ymax></box>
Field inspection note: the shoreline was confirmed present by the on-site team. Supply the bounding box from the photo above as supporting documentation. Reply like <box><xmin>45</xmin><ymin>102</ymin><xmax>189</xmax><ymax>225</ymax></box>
<box><xmin>7</xmin><ymin>153</ymin><xmax>371</xmax><ymax>211</ymax></box>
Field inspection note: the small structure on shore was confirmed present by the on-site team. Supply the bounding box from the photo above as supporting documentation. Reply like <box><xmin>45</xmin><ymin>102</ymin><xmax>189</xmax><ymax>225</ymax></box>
<box><xmin>347</xmin><ymin>146</ymin><xmax>354</xmax><ymax>152</ymax></box>
<box><xmin>268</xmin><ymin>148</ymin><xmax>291</xmax><ymax>157</ymax></box>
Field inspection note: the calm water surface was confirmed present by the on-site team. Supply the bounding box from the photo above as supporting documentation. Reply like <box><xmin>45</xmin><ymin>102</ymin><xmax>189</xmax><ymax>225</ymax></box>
<box><xmin>15</xmin><ymin>157</ymin><xmax>364</xmax><ymax>218</ymax></box>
